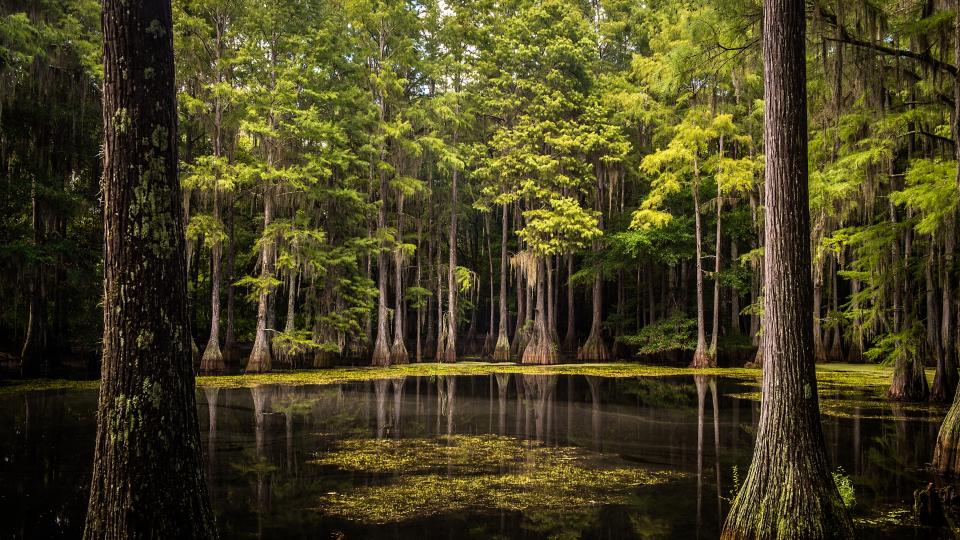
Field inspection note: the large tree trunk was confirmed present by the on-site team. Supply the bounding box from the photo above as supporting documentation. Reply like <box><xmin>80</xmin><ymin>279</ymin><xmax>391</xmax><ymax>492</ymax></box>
<box><xmin>721</xmin><ymin>0</ymin><xmax>854</xmax><ymax>535</ymax></box>
<box><xmin>85</xmin><ymin>2</ymin><xmax>216</xmax><ymax>536</ymax></box>
<box><xmin>690</xmin><ymin>172</ymin><xmax>712</xmax><ymax>367</ymax></box>
<box><xmin>494</xmin><ymin>204</ymin><xmax>511</xmax><ymax>361</ymax></box>
<box><xmin>931</xmin><ymin>2</ymin><xmax>960</xmax><ymax>470</ymax></box>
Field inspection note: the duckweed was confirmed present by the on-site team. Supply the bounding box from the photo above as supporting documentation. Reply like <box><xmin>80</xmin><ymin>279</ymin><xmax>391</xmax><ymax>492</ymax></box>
<box><xmin>311</xmin><ymin>434</ymin><xmax>683</xmax><ymax>523</ymax></box>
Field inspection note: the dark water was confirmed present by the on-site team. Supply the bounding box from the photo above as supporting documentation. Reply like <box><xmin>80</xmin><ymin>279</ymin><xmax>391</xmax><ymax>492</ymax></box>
<box><xmin>0</xmin><ymin>374</ymin><xmax>943</xmax><ymax>539</ymax></box>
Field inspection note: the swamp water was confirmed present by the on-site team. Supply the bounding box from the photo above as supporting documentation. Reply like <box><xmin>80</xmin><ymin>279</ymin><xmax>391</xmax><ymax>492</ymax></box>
<box><xmin>0</xmin><ymin>372</ymin><xmax>946</xmax><ymax>539</ymax></box>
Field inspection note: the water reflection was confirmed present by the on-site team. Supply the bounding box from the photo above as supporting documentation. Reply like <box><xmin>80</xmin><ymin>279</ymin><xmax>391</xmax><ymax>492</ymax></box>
<box><xmin>0</xmin><ymin>373</ymin><xmax>946</xmax><ymax>539</ymax></box>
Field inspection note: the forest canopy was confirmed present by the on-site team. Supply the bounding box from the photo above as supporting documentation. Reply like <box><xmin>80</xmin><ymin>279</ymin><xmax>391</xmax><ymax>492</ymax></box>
<box><xmin>1</xmin><ymin>0</ymin><xmax>958</xmax><ymax>399</ymax></box>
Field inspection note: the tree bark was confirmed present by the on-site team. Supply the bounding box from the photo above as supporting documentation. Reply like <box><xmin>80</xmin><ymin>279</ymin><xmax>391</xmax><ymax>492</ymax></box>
<box><xmin>721</xmin><ymin>0</ymin><xmax>854</xmax><ymax>534</ymax></box>
<box><xmin>85</xmin><ymin>2</ymin><xmax>216</xmax><ymax>536</ymax></box>
<box><xmin>931</xmin><ymin>0</ymin><xmax>960</xmax><ymax>470</ymax></box>
<box><xmin>494</xmin><ymin>204</ymin><xmax>511</xmax><ymax>361</ymax></box>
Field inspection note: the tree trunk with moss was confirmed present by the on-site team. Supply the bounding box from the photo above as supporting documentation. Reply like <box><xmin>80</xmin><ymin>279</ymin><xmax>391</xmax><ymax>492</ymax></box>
<box><xmin>85</xmin><ymin>2</ymin><xmax>216</xmax><ymax>536</ymax></box>
<box><xmin>721</xmin><ymin>0</ymin><xmax>854</xmax><ymax>535</ymax></box>
<box><xmin>931</xmin><ymin>3</ymin><xmax>960</xmax><ymax>469</ymax></box>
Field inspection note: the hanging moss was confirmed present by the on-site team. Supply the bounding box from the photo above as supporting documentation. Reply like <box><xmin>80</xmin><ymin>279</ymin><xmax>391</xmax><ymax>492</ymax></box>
<box><xmin>310</xmin><ymin>434</ymin><xmax>683</xmax><ymax>524</ymax></box>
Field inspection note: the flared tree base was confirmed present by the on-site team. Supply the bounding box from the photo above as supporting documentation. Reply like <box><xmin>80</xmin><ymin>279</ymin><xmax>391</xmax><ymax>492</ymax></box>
<box><xmin>245</xmin><ymin>341</ymin><xmax>272</xmax><ymax>373</ymax></box>
<box><xmin>493</xmin><ymin>334</ymin><xmax>511</xmax><ymax>362</ymax></box>
<box><xmin>888</xmin><ymin>351</ymin><xmax>930</xmax><ymax>402</ymax></box>
<box><xmin>442</xmin><ymin>342</ymin><xmax>457</xmax><ymax>363</ymax></box>
<box><xmin>689</xmin><ymin>345</ymin><xmax>714</xmax><ymax>368</ymax></box>
<box><xmin>199</xmin><ymin>341</ymin><xmax>225</xmax><ymax>374</ymax></box>
<box><xmin>481</xmin><ymin>333</ymin><xmax>495</xmax><ymax>358</ymax></box>
<box><xmin>390</xmin><ymin>340</ymin><xmax>409</xmax><ymax>365</ymax></box>
<box><xmin>934</xmin><ymin>388</ymin><xmax>960</xmax><ymax>474</ymax></box>
<box><xmin>371</xmin><ymin>335</ymin><xmax>391</xmax><ymax>367</ymax></box>
<box><xmin>522</xmin><ymin>335</ymin><xmax>559</xmax><ymax>365</ymax></box>
<box><xmin>577</xmin><ymin>333</ymin><xmax>609</xmax><ymax>362</ymax></box>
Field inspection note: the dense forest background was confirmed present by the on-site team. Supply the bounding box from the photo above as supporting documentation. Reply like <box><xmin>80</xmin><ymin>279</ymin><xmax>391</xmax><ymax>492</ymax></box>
<box><xmin>1</xmin><ymin>0</ymin><xmax>957</xmax><ymax>396</ymax></box>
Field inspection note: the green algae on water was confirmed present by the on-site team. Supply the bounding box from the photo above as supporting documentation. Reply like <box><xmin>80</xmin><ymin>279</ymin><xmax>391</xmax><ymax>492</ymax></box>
<box><xmin>311</xmin><ymin>434</ymin><xmax>683</xmax><ymax>524</ymax></box>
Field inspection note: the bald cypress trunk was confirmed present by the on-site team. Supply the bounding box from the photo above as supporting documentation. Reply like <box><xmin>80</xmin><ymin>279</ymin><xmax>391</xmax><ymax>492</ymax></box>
<box><xmin>200</xmin><ymin>20</ymin><xmax>226</xmax><ymax>374</ymax></box>
<box><xmin>721</xmin><ymin>0</ymin><xmax>854</xmax><ymax>535</ymax></box>
<box><xmin>390</xmin><ymin>193</ymin><xmax>408</xmax><ymax>364</ymax></box>
<box><xmin>443</xmin><ymin>165</ymin><xmax>458</xmax><ymax>363</ymax></box>
<box><xmin>494</xmin><ymin>204</ymin><xmax>511</xmax><ymax>361</ymax></box>
<box><xmin>690</xmin><ymin>170</ymin><xmax>712</xmax><ymax>367</ymax></box>
<box><xmin>932</xmin><ymin>0</ymin><xmax>960</xmax><ymax>471</ymax></box>
<box><xmin>521</xmin><ymin>258</ymin><xmax>559</xmax><ymax>365</ymax></box>
<box><xmin>246</xmin><ymin>190</ymin><xmax>274</xmax><ymax>373</ymax></box>
<box><xmin>85</xmin><ymin>2</ymin><xmax>216</xmax><ymax>537</ymax></box>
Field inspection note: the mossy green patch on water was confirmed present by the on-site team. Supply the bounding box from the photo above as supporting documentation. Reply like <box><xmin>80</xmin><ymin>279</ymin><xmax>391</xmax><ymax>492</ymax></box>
<box><xmin>311</xmin><ymin>434</ymin><xmax>682</xmax><ymax>524</ymax></box>
<box><xmin>0</xmin><ymin>361</ymin><xmax>942</xmax><ymax>400</ymax></box>
<box><xmin>725</xmin><ymin>364</ymin><xmax>947</xmax><ymax>421</ymax></box>
<box><xmin>0</xmin><ymin>378</ymin><xmax>98</xmax><ymax>395</ymax></box>
<box><xmin>197</xmin><ymin>362</ymin><xmax>758</xmax><ymax>389</ymax></box>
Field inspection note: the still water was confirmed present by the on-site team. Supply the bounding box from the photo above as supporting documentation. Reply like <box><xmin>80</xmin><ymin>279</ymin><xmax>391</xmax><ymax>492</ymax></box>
<box><xmin>0</xmin><ymin>373</ymin><xmax>944</xmax><ymax>539</ymax></box>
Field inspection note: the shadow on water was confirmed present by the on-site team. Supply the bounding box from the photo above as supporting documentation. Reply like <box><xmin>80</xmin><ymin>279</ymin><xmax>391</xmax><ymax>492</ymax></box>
<box><xmin>0</xmin><ymin>372</ymin><xmax>948</xmax><ymax>538</ymax></box>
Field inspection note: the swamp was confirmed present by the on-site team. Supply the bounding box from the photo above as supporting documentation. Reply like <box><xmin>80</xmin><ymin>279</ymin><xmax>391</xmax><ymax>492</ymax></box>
<box><xmin>4</xmin><ymin>0</ymin><xmax>960</xmax><ymax>537</ymax></box>
<box><xmin>0</xmin><ymin>363</ymin><xmax>952</xmax><ymax>538</ymax></box>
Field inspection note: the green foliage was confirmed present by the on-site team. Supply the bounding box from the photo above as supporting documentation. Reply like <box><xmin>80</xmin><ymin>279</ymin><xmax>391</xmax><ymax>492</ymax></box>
<box><xmin>617</xmin><ymin>314</ymin><xmax>697</xmax><ymax>354</ymax></box>
<box><xmin>832</xmin><ymin>467</ymin><xmax>856</xmax><ymax>509</ymax></box>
